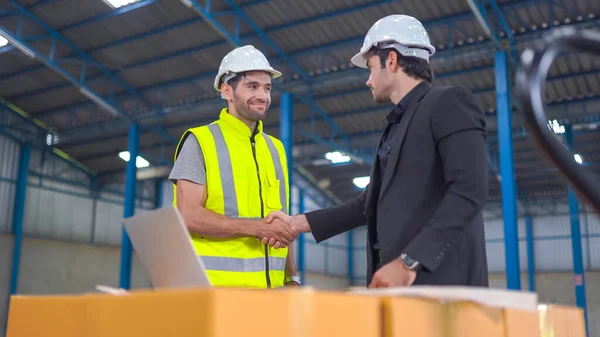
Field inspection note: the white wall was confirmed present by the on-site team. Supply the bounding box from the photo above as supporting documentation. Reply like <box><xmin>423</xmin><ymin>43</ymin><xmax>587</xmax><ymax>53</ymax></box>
<box><xmin>485</xmin><ymin>211</ymin><xmax>600</xmax><ymax>272</ymax></box>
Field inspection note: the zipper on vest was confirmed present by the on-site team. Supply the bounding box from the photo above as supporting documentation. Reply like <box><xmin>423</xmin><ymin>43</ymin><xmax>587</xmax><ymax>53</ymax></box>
<box><xmin>251</xmin><ymin>134</ymin><xmax>271</xmax><ymax>288</ymax></box>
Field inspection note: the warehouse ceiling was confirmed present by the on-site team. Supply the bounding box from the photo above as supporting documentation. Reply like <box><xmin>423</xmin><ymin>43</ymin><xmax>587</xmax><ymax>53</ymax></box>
<box><xmin>1</xmin><ymin>0</ymin><xmax>599</xmax><ymax>208</ymax></box>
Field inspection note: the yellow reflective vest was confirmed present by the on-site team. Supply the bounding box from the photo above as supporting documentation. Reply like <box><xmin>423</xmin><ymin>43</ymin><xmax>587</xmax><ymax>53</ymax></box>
<box><xmin>173</xmin><ymin>109</ymin><xmax>290</xmax><ymax>288</ymax></box>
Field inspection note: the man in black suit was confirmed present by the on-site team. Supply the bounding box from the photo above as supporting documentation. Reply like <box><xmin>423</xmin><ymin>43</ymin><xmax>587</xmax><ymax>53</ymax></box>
<box><xmin>267</xmin><ymin>14</ymin><xmax>489</xmax><ymax>288</ymax></box>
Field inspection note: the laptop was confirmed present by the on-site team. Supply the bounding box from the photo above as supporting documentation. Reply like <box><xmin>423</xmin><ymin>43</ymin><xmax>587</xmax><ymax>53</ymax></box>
<box><xmin>122</xmin><ymin>206</ymin><xmax>212</xmax><ymax>289</ymax></box>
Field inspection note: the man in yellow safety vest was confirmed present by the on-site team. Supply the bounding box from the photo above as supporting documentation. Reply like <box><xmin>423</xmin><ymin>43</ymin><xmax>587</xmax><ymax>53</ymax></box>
<box><xmin>169</xmin><ymin>45</ymin><xmax>301</xmax><ymax>288</ymax></box>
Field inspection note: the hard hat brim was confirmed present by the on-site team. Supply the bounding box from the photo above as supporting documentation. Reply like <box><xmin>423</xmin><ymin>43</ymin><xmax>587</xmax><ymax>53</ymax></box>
<box><xmin>350</xmin><ymin>51</ymin><xmax>369</xmax><ymax>69</ymax></box>
<box><xmin>351</xmin><ymin>42</ymin><xmax>436</xmax><ymax>68</ymax></box>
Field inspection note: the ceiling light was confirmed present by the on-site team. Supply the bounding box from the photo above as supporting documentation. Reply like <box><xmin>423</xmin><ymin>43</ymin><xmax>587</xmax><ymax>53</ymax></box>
<box><xmin>102</xmin><ymin>0</ymin><xmax>142</xmax><ymax>8</ymax></box>
<box><xmin>46</xmin><ymin>133</ymin><xmax>59</xmax><ymax>146</ymax></box>
<box><xmin>574</xmin><ymin>154</ymin><xmax>583</xmax><ymax>164</ymax></box>
<box><xmin>0</xmin><ymin>30</ymin><xmax>35</xmax><ymax>58</ymax></box>
<box><xmin>0</xmin><ymin>36</ymin><xmax>7</xmax><ymax>48</ymax></box>
<box><xmin>548</xmin><ymin>119</ymin><xmax>565</xmax><ymax>134</ymax></box>
<box><xmin>353</xmin><ymin>176</ymin><xmax>370</xmax><ymax>189</ymax></box>
<box><xmin>325</xmin><ymin>151</ymin><xmax>351</xmax><ymax>164</ymax></box>
<box><xmin>119</xmin><ymin>151</ymin><xmax>150</xmax><ymax>168</ymax></box>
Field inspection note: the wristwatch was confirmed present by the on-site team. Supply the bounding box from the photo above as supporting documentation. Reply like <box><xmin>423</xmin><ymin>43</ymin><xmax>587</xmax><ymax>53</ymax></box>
<box><xmin>400</xmin><ymin>253</ymin><xmax>420</xmax><ymax>270</ymax></box>
<box><xmin>285</xmin><ymin>276</ymin><xmax>302</xmax><ymax>285</ymax></box>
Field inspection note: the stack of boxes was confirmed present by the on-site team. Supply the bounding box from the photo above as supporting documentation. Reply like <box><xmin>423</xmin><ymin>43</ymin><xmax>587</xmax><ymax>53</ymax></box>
<box><xmin>5</xmin><ymin>285</ymin><xmax>586</xmax><ymax>337</ymax></box>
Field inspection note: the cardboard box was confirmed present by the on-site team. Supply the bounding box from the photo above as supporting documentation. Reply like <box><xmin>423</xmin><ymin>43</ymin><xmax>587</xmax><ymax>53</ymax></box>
<box><xmin>7</xmin><ymin>287</ymin><xmax>381</xmax><ymax>337</ymax></box>
<box><xmin>350</xmin><ymin>286</ymin><xmax>541</xmax><ymax>337</ymax></box>
<box><xmin>6</xmin><ymin>295</ymin><xmax>85</xmax><ymax>337</ymax></box>
<box><xmin>538</xmin><ymin>304</ymin><xmax>587</xmax><ymax>337</ymax></box>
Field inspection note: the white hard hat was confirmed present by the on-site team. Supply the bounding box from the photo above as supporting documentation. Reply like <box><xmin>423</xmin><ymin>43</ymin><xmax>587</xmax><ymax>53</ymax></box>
<box><xmin>214</xmin><ymin>45</ymin><xmax>282</xmax><ymax>95</ymax></box>
<box><xmin>351</xmin><ymin>15</ymin><xmax>436</xmax><ymax>68</ymax></box>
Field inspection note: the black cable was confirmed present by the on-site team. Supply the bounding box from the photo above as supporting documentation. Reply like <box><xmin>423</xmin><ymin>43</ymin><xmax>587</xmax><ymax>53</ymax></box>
<box><xmin>515</xmin><ymin>26</ymin><xmax>600</xmax><ymax>214</ymax></box>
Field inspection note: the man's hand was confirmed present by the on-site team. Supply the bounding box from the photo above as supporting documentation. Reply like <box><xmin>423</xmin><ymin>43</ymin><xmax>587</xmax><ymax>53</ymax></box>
<box><xmin>368</xmin><ymin>257</ymin><xmax>417</xmax><ymax>288</ymax></box>
<box><xmin>262</xmin><ymin>212</ymin><xmax>311</xmax><ymax>247</ymax></box>
<box><xmin>251</xmin><ymin>217</ymin><xmax>298</xmax><ymax>248</ymax></box>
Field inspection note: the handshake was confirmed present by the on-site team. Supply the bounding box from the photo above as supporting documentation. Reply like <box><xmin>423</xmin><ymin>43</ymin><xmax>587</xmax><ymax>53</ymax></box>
<box><xmin>253</xmin><ymin>211</ymin><xmax>310</xmax><ymax>248</ymax></box>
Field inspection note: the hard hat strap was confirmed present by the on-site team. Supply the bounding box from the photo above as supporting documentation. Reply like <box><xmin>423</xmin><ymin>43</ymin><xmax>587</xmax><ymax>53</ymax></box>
<box><xmin>377</xmin><ymin>41</ymin><xmax>431</xmax><ymax>62</ymax></box>
<box><xmin>222</xmin><ymin>72</ymin><xmax>238</xmax><ymax>85</ymax></box>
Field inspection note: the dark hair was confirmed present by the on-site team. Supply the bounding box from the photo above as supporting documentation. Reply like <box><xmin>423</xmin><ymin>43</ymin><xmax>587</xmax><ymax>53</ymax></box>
<box><xmin>220</xmin><ymin>72</ymin><xmax>247</xmax><ymax>91</ymax></box>
<box><xmin>366</xmin><ymin>46</ymin><xmax>434</xmax><ymax>82</ymax></box>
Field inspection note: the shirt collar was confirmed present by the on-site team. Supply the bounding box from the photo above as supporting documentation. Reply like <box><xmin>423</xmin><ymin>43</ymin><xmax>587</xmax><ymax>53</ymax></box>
<box><xmin>398</xmin><ymin>80</ymin><xmax>431</xmax><ymax>111</ymax></box>
<box><xmin>218</xmin><ymin>108</ymin><xmax>263</xmax><ymax>137</ymax></box>
<box><xmin>386</xmin><ymin>81</ymin><xmax>432</xmax><ymax>123</ymax></box>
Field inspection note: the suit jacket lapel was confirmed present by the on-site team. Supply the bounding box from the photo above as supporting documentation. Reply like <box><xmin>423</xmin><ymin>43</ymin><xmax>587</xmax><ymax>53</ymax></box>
<box><xmin>378</xmin><ymin>87</ymin><xmax>432</xmax><ymax>202</ymax></box>
<box><xmin>365</xmin><ymin>129</ymin><xmax>386</xmax><ymax>214</ymax></box>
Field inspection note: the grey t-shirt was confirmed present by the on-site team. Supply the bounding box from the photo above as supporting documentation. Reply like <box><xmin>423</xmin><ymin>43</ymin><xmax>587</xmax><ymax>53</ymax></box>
<box><xmin>168</xmin><ymin>134</ymin><xmax>206</xmax><ymax>186</ymax></box>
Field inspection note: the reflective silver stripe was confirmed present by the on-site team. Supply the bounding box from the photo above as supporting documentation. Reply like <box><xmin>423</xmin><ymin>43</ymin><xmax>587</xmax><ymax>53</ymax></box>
<box><xmin>263</xmin><ymin>134</ymin><xmax>288</xmax><ymax>214</ymax></box>
<box><xmin>207</xmin><ymin>124</ymin><xmax>238</xmax><ymax>218</ymax></box>
<box><xmin>200</xmin><ymin>256</ymin><xmax>286</xmax><ymax>272</ymax></box>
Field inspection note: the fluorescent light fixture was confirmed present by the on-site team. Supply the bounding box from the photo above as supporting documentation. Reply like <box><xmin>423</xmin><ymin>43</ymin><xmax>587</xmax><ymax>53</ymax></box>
<box><xmin>80</xmin><ymin>87</ymin><xmax>120</xmax><ymax>116</ymax></box>
<box><xmin>574</xmin><ymin>154</ymin><xmax>583</xmax><ymax>164</ymax></box>
<box><xmin>0</xmin><ymin>29</ymin><xmax>36</xmax><ymax>58</ymax></box>
<box><xmin>325</xmin><ymin>151</ymin><xmax>351</xmax><ymax>164</ymax></box>
<box><xmin>0</xmin><ymin>36</ymin><xmax>7</xmax><ymax>48</ymax></box>
<box><xmin>548</xmin><ymin>119</ymin><xmax>565</xmax><ymax>134</ymax></box>
<box><xmin>46</xmin><ymin>133</ymin><xmax>59</xmax><ymax>146</ymax></box>
<box><xmin>353</xmin><ymin>176</ymin><xmax>370</xmax><ymax>189</ymax></box>
<box><xmin>119</xmin><ymin>151</ymin><xmax>150</xmax><ymax>168</ymax></box>
<box><xmin>102</xmin><ymin>0</ymin><xmax>142</xmax><ymax>8</ymax></box>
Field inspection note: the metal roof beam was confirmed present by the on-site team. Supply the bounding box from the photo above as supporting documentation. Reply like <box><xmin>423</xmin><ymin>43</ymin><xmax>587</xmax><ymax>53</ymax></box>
<box><xmin>467</xmin><ymin>0</ymin><xmax>516</xmax><ymax>50</ymax></box>
<box><xmin>35</xmin><ymin>0</ymin><xmax>580</xmax><ymax>122</ymax></box>
<box><xmin>0</xmin><ymin>0</ymin><xmax>159</xmax><ymax>55</ymax></box>
<box><xmin>4</xmin><ymin>0</ymin><xmax>385</xmax><ymax>99</ymax></box>
<box><xmin>0</xmin><ymin>97</ymin><xmax>96</xmax><ymax>177</ymax></box>
<box><xmin>1</xmin><ymin>0</ymin><xmax>177</xmax><ymax>146</ymax></box>
<box><xmin>24</xmin><ymin>0</ymin><xmax>478</xmax><ymax>116</ymax></box>
<box><xmin>29</xmin><ymin>0</ymin><xmax>547</xmax><ymax>119</ymax></box>
<box><xmin>31</xmin><ymin>0</ymin><xmax>598</xmax><ymax>145</ymax></box>
<box><xmin>53</xmin><ymin>61</ymin><xmax>494</xmax><ymax>145</ymax></box>
<box><xmin>54</xmin><ymin>66</ymin><xmax>600</xmax><ymax>148</ymax></box>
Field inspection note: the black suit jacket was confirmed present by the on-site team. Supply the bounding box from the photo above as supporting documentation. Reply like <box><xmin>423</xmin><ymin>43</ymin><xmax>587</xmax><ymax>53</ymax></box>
<box><xmin>305</xmin><ymin>83</ymin><xmax>489</xmax><ymax>287</ymax></box>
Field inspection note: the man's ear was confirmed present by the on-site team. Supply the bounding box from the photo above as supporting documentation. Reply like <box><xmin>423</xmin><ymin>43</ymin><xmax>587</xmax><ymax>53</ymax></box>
<box><xmin>221</xmin><ymin>83</ymin><xmax>233</xmax><ymax>101</ymax></box>
<box><xmin>387</xmin><ymin>50</ymin><xmax>400</xmax><ymax>71</ymax></box>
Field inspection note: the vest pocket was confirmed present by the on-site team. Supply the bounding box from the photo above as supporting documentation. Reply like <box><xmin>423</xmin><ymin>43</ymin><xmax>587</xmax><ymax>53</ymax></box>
<box><xmin>265</xmin><ymin>172</ymin><xmax>283</xmax><ymax>211</ymax></box>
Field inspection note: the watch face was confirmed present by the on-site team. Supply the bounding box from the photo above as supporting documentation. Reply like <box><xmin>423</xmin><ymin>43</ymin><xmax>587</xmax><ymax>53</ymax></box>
<box><xmin>402</xmin><ymin>255</ymin><xmax>418</xmax><ymax>269</ymax></box>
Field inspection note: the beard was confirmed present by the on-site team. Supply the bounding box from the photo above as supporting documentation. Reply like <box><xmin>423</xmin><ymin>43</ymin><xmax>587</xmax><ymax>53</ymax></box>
<box><xmin>372</xmin><ymin>87</ymin><xmax>391</xmax><ymax>104</ymax></box>
<box><xmin>233</xmin><ymin>95</ymin><xmax>269</xmax><ymax>121</ymax></box>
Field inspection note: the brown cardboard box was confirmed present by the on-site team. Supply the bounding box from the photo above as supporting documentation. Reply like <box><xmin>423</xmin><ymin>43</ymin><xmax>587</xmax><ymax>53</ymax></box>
<box><xmin>7</xmin><ymin>287</ymin><xmax>381</xmax><ymax>337</ymax></box>
<box><xmin>350</xmin><ymin>286</ymin><xmax>541</xmax><ymax>337</ymax></box>
<box><xmin>538</xmin><ymin>304</ymin><xmax>587</xmax><ymax>337</ymax></box>
<box><xmin>381</xmin><ymin>296</ymin><xmax>540</xmax><ymax>337</ymax></box>
<box><xmin>6</xmin><ymin>295</ymin><xmax>85</xmax><ymax>337</ymax></box>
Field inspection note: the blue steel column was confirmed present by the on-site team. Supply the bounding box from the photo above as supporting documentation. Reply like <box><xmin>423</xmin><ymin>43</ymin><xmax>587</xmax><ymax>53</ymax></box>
<box><xmin>525</xmin><ymin>215</ymin><xmax>535</xmax><ymax>291</ymax></box>
<box><xmin>495</xmin><ymin>50</ymin><xmax>521</xmax><ymax>290</ymax></box>
<box><xmin>154</xmin><ymin>178</ymin><xmax>164</xmax><ymax>209</ymax></box>
<box><xmin>280</xmin><ymin>92</ymin><xmax>293</xmax><ymax>197</ymax></box>
<box><xmin>565</xmin><ymin>124</ymin><xmax>588</xmax><ymax>332</ymax></box>
<box><xmin>9</xmin><ymin>144</ymin><xmax>30</xmax><ymax>295</ymax></box>
<box><xmin>280</xmin><ymin>92</ymin><xmax>304</xmax><ymax>282</ymax></box>
<box><xmin>119</xmin><ymin>123</ymin><xmax>139</xmax><ymax>289</ymax></box>
<box><xmin>347</xmin><ymin>229</ymin><xmax>354</xmax><ymax>285</ymax></box>
<box><xmin>297</xmin><ymin>189</ymin><xmax>305</xmax><ymax>282</ymax></box>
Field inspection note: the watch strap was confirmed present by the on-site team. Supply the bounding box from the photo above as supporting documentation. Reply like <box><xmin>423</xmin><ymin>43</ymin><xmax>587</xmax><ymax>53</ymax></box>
<box><xmin>285</xmin><ymin>275</ymin><xmax>301</xmax><ymax>285</ymax></box>
<box><xmin>400</xmin><ymin>253</ymin><xmax>420</xmax><ymax>270</ymax></box>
